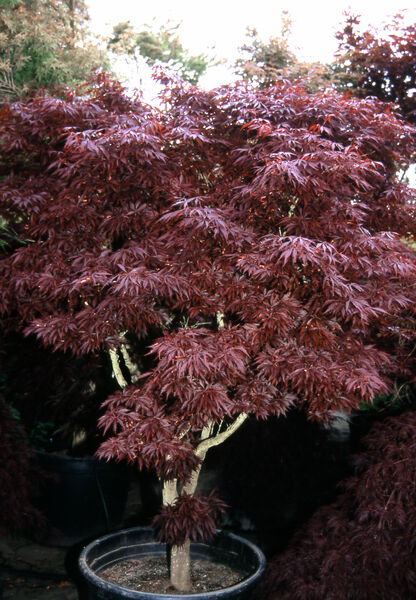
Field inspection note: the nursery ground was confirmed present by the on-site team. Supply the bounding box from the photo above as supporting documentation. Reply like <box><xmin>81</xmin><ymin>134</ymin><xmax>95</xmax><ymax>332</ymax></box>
<box><xmin>0</xmin><ymin>475</ymin><xmax>144</xmax><ymax>600</ymax></box>
<box><xmin>0</xmin><ymin>536</ymin><xmax>77</xmax><ymax>600</ymax></box>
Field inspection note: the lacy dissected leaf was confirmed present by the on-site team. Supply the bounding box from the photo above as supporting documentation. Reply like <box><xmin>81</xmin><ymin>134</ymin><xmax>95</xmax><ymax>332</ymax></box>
<box><xmin>152</xmin><ymin>492</ymin><xmax>227</xmax><ymax>546</ymax></box>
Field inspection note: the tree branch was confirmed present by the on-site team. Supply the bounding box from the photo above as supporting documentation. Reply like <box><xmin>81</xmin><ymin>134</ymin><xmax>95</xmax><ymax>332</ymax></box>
<box><xmin>182</xmin><ymin>423</ymin><xmax>214</xmax><ymax>496</ymax></box>
<box><xmin>120</xmin><ymin>343</ymin><xmax>141</xmax><ymax>383</ymax></box>
<box><xmin>162</xmin><ymin>478</ymin><xmax>178</xmax><ymax>506</ymax></box>
<box><xmin>195</xmin><ymin>413</ymin><xmax>248</xmax><ymax>458</ymax></box>
<box><xmin>108</xmin><ymin>348</ymin><xmax>128</xmax><ymax>389</ymax></box>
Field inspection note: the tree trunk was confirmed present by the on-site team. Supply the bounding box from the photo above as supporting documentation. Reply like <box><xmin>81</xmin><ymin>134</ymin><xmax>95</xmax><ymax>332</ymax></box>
<box><xmin>163</xmin><ymin>467</ymin><xmax>202</xmax><ymax>592</ymax></box>
<box><xmin>163</xmin><ymin>435</ymin><xmax>208</xmax><ymax>592</ymax></box>
<box><xmin>163</xmin><ymin>417</ymin><xmax>247</xmax><ymax>592</ymax></box>
<box><xmin>162</xmin><ymin>478</ymin><xmax>192</xmax><ymax>591</ymax></box>
<box><xmin>170</xmin><ymin>540</ymin><xmax>191</xmax><ymax>592</ymax></box>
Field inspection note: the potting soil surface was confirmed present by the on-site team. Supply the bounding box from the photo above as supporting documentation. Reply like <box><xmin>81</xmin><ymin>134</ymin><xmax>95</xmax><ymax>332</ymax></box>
<box><xmin>100</xmin><ymin>556</ymin><xmax>249</xmax><ymax>595</ymax></box>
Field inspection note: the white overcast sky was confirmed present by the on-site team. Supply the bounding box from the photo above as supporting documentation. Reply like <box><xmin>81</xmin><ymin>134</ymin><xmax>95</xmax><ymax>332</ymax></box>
<box><xmin>86</xmin><ymin>1</ymin><xmax>416</xmax><ymax>89</ymax></box>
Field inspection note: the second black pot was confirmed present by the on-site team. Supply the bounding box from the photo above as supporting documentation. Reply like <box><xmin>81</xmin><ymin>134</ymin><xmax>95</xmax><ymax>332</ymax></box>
<box><xmin>79</xmin><ymin>526</ymin><xmax>266</xmax><ymax>599</ymax></box>
<box><xmin>36</xmin><ymin>451</ymin><xmax>130</xmax><ymax>546</ymax></box>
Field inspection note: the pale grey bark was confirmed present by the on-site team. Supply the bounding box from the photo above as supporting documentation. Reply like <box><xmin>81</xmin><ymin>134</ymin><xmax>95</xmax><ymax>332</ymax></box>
<box><xmin>108</xmin><ymin>348</ymin><xmax>128</xmax><ymax>389</ymax></box>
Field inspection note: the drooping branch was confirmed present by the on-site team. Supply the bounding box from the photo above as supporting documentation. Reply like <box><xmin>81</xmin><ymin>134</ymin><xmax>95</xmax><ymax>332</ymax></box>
<box><xmin>108</xmin><ymin>349</ymin><xmax>128</xmax><ymax>389</ymax></box>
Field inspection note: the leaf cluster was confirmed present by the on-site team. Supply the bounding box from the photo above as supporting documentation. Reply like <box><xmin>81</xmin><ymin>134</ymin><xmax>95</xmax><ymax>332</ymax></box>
<box><xmin>335</xmin><ymin>11</ymin><xmax>416</xmax><ymax>124</ymax></box>
<box><xmin>152</xmin><ymin>491</ymin><xmax>227</xmax><ymax>546</ymax></box>
<box><xmin>255</xmin><ymin>410</ymin><xmax>416</xmax><ymax>600</ymax></box>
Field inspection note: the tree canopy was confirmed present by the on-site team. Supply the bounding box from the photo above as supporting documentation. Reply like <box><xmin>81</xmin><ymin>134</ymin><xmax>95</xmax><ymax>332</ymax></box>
<box><xmin>0</xmin><ymin>0</ymin><xmax>107</xmax><ymax>99</ymax></box>
<box><xmin>234</xmin><ymin>20</ymin><xmax>295</xmax><ymax>86</ymax></box>
<box><xmin>334</xmin><ymin>11</ymin><xmax>416</xmax><ymax>124</ymax></box>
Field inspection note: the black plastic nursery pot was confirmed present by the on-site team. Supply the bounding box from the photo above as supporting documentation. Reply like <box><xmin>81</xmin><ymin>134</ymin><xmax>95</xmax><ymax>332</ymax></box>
<box><xmin>36</xmin><ymin>451</ymin><xmax>130</xmax><ymax>546</ymax></box>
<box><xmin>79</xmin><ymin>526</ymin><xmax>266</xmax><ymax>600</ymax></box>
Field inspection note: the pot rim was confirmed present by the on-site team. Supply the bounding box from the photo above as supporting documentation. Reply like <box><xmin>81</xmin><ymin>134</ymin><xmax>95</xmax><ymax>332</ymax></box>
<box><xmin>79</xmin><ymin>526</ymin><xmax>266</xmax><ymax>599</ymax></box>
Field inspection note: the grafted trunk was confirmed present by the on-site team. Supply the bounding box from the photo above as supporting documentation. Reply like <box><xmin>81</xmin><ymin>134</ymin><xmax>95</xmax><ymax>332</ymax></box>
<box><xmin>163</xmin><ymin>466</ymin><xmax>203</xmax><ymax>592</ymax></box>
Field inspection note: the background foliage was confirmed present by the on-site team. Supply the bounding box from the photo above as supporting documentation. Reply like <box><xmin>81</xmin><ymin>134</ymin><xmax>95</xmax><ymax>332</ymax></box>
<box><xmin>335</xmin><ymin>12</ymin><xmax>416</xmax><ymax>124</ymax></box>
<box><xmin>255</xmin><ymin>409</ymin><xmax>416</xmax><ymax>600</ymax></box>
<box><xmin>0</xmin><ymin>0</ymin><xmax>107</xmax><ymax>99</ymax></box>
<box><xmin>108</xmin><ymin>20</ymin><xmax>217</xmax><ymax>85</ymax></box>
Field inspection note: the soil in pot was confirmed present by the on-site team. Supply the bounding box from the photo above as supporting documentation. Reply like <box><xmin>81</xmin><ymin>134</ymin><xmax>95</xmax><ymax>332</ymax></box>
<box><xmin>100</xmin><ymin>556</ymin><xmax>250</xmax><ymax>595</ymax></box>
<box><xmin>79</xmin><ymin>526</ymin><xmax>266</xmax><ymax>600</ymax></box>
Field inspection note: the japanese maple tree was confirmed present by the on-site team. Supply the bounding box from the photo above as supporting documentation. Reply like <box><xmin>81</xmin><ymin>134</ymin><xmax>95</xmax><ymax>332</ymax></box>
<box><xmin>335</xmin><ymin>11</ymin><xmax>416</xmax><ymax>124</ymax></box>
<box><xmin>1</xmin><ymin>72</ymin><xmax>416</xmax><ymax>591</ymax></box>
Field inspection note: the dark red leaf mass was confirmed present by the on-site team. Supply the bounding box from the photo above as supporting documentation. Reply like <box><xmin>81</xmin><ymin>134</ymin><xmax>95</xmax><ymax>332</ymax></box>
<box><xmin>254</xmin><ymin>411</ymin><xmax>416</xmax><ymax>600</ymax></box>
<box><xmin>1</xmin><ymin>71</ymin><xmax>415</xmax><ymax>546</ymax></box>
<box><xmin>152</xmin><ymin>492</ymin><xmax>227</xmax><ymax>546</ymax></box>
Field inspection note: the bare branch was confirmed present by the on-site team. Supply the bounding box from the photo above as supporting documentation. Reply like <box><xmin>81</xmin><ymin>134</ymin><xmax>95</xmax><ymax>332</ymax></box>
<box><xmin>182</xmin><ymin>417</ymin><xmax>247</xmax><ymax>498</ymax></box>
<box><xmin>120</xmin><ymin>343</ymin><xmax>141</xmax><ymax>383</ymax></box>
<box><xmin>182</xmin><ymin>425</ymin><xmax>212</xmax><ymax>496</ymax></box>
<box><xmin>216</xmin><ymin>311</ymin><xmax>225</xmax><ymax>329</ymax></box>
<box><xmin>195</xmin><ymin>413</ymin><xmax>248</xmax><ymax>458</ymax></box>
<box><xmin>200</xmin><ymin>420</ymin><xmax>214</xmax><ymax>442</ymax></box>
<box><xmin>108</xmin><ymin>348</ymin><xmax>128</xmax><ymax>389</ymax></box>
<box><xmin>162</xmin><ymin>478</ymin><xmax>178</xmax><ymax>506</ymax></box>
<box><xmin>182</xmin><ymin>463</ymin><xmax>203</xmax><ymax>496</ymax></box>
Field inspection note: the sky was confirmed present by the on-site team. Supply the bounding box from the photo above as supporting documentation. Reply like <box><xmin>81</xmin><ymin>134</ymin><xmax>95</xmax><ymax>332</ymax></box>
<box><xmin>86</xmin><ymin>0</ymin><xmax>416</xmax><ymax>89</ymax></box>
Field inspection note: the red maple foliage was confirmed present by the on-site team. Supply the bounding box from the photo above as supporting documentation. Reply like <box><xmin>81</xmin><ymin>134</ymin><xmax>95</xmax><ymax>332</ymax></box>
<box><xmin>336</xmin><ymin>12</ymin><xmax>416</xmax><ymax>124</ymax></box>
<box><xmin>153</xmin><ymin>491</ymin><xmax>227</xmax><ymax>547</ymax></box>
<box><xmin>254</xmin><ymin>410</ymin><xmax>416</xmax><ymax>600</ymax></box>
<box><xmin>0</xmin><ymin>71</ymin><xmax>415</xmax><ymax>589</ymax></box>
